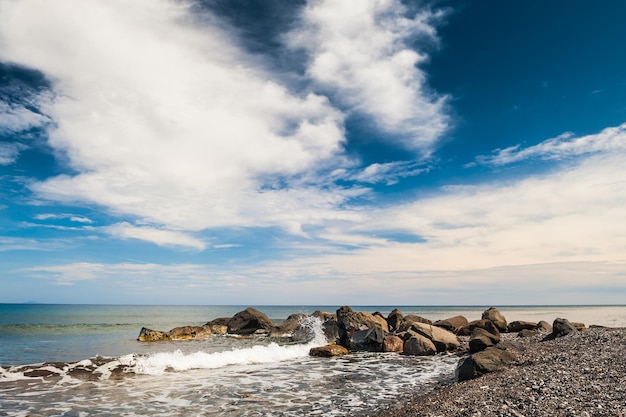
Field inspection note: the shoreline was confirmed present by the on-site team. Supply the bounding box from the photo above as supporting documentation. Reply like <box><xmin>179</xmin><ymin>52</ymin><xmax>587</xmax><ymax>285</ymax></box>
<box><xmin>371</xmin><ymin>327</ymin><xmax>626</xmax><ymax>417</ymax></box>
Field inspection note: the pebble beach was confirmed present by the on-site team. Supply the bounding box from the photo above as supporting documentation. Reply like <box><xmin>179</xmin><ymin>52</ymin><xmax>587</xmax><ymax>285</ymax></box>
<box><xmin>373</xmin><ymin>327</ymin><xmax>626</xmax><ymax>417</ymax></box>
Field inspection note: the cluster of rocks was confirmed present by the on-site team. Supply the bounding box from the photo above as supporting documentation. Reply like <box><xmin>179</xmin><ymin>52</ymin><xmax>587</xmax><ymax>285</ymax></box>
<box><xmin>137</xmin><ymin>305</ymin><xmax>591</xmax><ymax>386</ymax></box>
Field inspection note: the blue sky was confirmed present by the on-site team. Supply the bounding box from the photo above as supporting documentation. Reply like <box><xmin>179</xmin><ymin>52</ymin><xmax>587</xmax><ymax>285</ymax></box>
<box><xmin>1</xmin><ymin>0</ymin><xmax>626</xmax><ymax>305</ymax></box>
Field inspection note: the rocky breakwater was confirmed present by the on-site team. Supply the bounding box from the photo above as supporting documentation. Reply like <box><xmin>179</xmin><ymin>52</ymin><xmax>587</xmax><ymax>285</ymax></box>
<box><xmin>309</xmin><ymin>306</ymin><xmax>462</xmax><ymax>357</ymax></box>
<box><xmin>137</xmin><ymin>307</ymin><xmax>339</xmax><ymax>342</ymax></box>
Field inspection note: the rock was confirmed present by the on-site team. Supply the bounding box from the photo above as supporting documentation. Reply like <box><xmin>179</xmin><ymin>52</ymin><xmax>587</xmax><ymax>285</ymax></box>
<box><xmin>383</xmin><ymin>335</ymin><xmax>404</xmax><ymax>353</ymax></box>
<box><xmin>469</xmin><ymin>327</ymin><xmax>500</xmax><ymax>353</ymax></box>
<box><xmin>433</xmin><ymin>316</ymin><xmax>469</xmax><ymax>334</ymax></box>
<box><xmin>408</xmin><ymin>322</ymin><xmax>460</xmax><ymax>352</ymax></box>
<box><xmin>137</xmin><ymin>327</ymin><xmax>170</xmax><ymax>342</ymax></box>
<box><xmin>518</xmin><ymin>329</ymin><xmax>539</xmax><ymax>338</ymax></box>
<box><xmin>543</xmin><ymin>318</ymin><xmax>577</xmax><ymax>341</ymax></box>
<box><xmin>206</xmin><ymin>324</ymin><xmax>228</xmax><ymax>335</ymax></box>
<box><xmin>507</xmin><ymin>320</ymin><xmax>537</xmax><ymax>333</ymax></box>
<box><xmin>272</xmin><ymin>313</ymin><xmax>307</xmax><ymax>337</ymax></box>
<box><xmin>349</xmin><ymin>326</ymin><xmax>385</xmax><ymax>352</ymax></box>
<box><xmin>168</xmin><ymin>326</ymin><xmax>211</xmax><ymax>340</ymax></box>
<box><xmin>337</xmin><ymin>306</ymin><xmax>388</xmax><ymax>349</ymax></box>
<box><xmin>227</xmin><ymin>307</ymin><xmax>275</xmax><ymax>335</ymax></box>
<box><xmin>403</xmin><ymin>334</ymin><xmax>437</xmax><ymax>356</ymax></box>
<box><xmin>456</xmin><ymin>347</ymin><xmax>516</xmax><ymax>382</ymax></box>
<box><xmin>535</xmin><ymin>320</ymin><xmax>553</xmax><ymax>332</ymax></box>
<box><xmin>309</xmin><ymin>344</ymin><xmax>349</xmax><ymax>357</ymax></box>
<box><xmin>397</xmin><ymin>315</ymin><xmax>433</xmax><ymax>332</ymax></box>
<box><xmin>482</xmin><ymin>307</ymin><xmax>508</xmax><ymax>332</ymax></box>
<box><xmin>572</xmin><ymin>322</ymin><xmax>587</xmax><ymax>331</ymax></box>
<box><xmin>386</xmin><ymin>309</ymin><xmax>404</xmax><ymax>332</ymax></box>
<box><xmin>458</xmin><ymin>319</ymin><xmax>501</xmax><ymax>337</ymax></box>
<box><xmin>204</xmin><ymin>317</ymin><xmax>230</xmax><ymax>327</ymax></box>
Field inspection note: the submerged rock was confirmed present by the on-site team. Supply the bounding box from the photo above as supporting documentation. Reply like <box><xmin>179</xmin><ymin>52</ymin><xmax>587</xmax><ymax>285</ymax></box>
<box><xmin>309</xmin><ymin>344</ymin><xmax>349</xmax><ymax>357</ymax></box>
<box><xmin>137</xmin><ymin>327</ymin><xmax>170</xmax><ymax>342</ymax></box>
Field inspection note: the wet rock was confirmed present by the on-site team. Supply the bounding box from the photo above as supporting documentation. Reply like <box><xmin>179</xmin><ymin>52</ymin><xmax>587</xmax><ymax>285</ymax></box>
<box><xmin>272</xmin><ymin>313</ymin><xmax>308</xmax><ymax>337</ymax></box>
<box><xmin>433</xmin><ymin>315</ymin><xmax>469</xmax><ymax>334</ymax></box>
<box><xmin>169</xmin><ymin>326</ymin><xmax>212</xmax><ymax>340</ymax></box>
<box><xmin>508</xmin><ymin>320</ymin><xmax>537</xmax><ymax>333</ymax></box>
<box><xmin>482</xmin><ymin>307</ymin><xmax>508</xmax><ymax>332</ymax></box>
<box><xmin>337</xmin><ymin>306</ymin><xmax>388</xmax><ymax>349</ymax></box>
<box><xmin>403</xmin><ymin>334</ymin><xmax>437</xmax><ymax>356</ymax></box>
<box><xmin>227</xmin><ymin>307</ymin><xmax>275</xmax><ymax>335</ymax></box>
<box><xmin>383</xmin><ymin>335</ymin><xmax>404</xmax><ymax>352</ymax></box>
<box><xmin>137</xmin><ymin>327</ymin><xmax>170</xmax><ymax>341</ymax></box>
<box><xmin>349</xmin><ymin>326</ymin><xmax>385</xmax><ymax>352</ymax></box>
<box><xmin>309</xmin><ymin>344</ymin><xmax>349</xmax><ymax>357</ymax></box>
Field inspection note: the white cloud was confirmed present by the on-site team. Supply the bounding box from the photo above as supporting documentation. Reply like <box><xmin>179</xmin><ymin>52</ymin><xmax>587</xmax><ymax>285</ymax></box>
<box><xmin>475</xmin><ymin>123</ymin><xmax>626</xmax><ymax>166</ymax></box>
<box><xmin>0</xmin><ymin>99</ymin><xmax>51</xmax><ymax>134</ymax></box>
<box><xmin>104</xmin><ymin>222</ymin><xmax>206</xmax><ymax>250</ymax></box>
<box><xmin>0</xmin><ymin>0</ymin><xmax>354</xmax><ymax>235</ymax></box>
<box><xmin>34</xmin><ymin>213</ymin><xmax>94</xmax><ymax>223</ymax></box>
<box><xmin>287</xmin><ymin>0</ymin><xmax>448</xmax><ymax>153</ymax></box>
<box><xmin>0</xmin><ymin>141</ymin><xmax>26</xmax><ymax>165</ymax></box>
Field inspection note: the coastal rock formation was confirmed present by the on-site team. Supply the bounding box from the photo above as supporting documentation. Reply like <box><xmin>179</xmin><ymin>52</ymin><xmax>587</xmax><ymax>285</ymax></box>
<box><xmin>469</xmin><ymin>327</ymin><xmax>500</xmax><ymax>353</ymax></box>
<box><xmin>397</xmin><ymin>315</ymin><xmax>432</xmax><ymax>332</ymax></box>
<box><xmin>482</xmin><ymin>307</ymin><xmax>508</xmax><ymax>332</ymax></box>
<box><xmin>271</xmin><ymin>313</ymin><xmax>307</xmax><ymax>337</ymax></box>
<box><xmin>349</xmin><ymin>326</ymin><xmax>385</xmax><ymax>351</ymax></box>
<box><xmin>227</xmin><ymin>307</ymin><xmax>275</xmax><ymax>335</ymax></box>
<box><xmin>544</xmin><ymin>317</ymin><xmax>577</xmax><ymax>340</ymax></box>
<box><xmin>456</xmin><ymin>346</ymin><xmax>516</xmax><ymax>382</ymax></box>
<box><xmin>137</xmin><ymin>327</ymin><xmax>170</xmax><ymax>341</ymax></box>
<box><xmin>337</xmin><ymin>306</ymin><xmax>388</xmax><ymax>349</ymax></box>
<box><xmin>386</xmin><ymin>309</ymin><xmax>403</xmax><ymax>332</ymax></box>
<box><xmin>168</xmin><ymin>325</ymin><xmax>212</xmax><ymax>340</ymax></box>
<box><xmin>408</xmin><ymin>322</ymin><xmax>460</xmax><ymax>352</ymax></box>
<box><xmin>535</xmin><ymin>320</ymin><xmax>553</xmax><ymax>332</ymax></box>
<box><xmin>309</xmin><ymin>344</ymin><xmax>349</xmax><ymax>357</ymax></box>
<box><xmin>458</xmin><ymin>319</ymin><xmax>501</xmax><ymax>337</ymax></box>
<box><xmin>204</xmin><ymin>317</ymin><xmax>230</xmax><ymax>334</ymax></box>
<box><xmin>403</xmin><ymin>334</ymin><xmax>437</xmax><ymax>356</ymax></box>
<box><xmin>433</xmin><ymin>315</ymin><xmax>468</xmax><ymax>334</ymax></box>
<box><xmin>383</xmin><ymin>335</ymin><xmax>404</xmax><ymax>352</ymax></box>
<box><xmin>507</xmin><ymin>320</ymin><xmax>537</xmax><ymax>333</ymax></box>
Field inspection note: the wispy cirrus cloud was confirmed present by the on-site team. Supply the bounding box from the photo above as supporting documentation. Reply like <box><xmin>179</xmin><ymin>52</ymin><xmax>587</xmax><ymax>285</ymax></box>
<box><xmin>104</xmin><ymin>222</ymin><xmax>206</xmax><ymax>251</ymax></box>
<box><xmin>287</xmin><ymin>0</ymin><xmax>449</xmax><ymax>153</ymax></box>
<box><xmin>473</xmin><ymin>123</ymin><xmax>626</xmax><ymax>166</ymax></box>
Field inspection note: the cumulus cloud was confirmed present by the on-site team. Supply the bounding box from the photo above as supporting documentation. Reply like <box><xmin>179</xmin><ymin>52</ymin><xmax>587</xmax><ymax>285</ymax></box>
<box><xmin>474</xmin><ymin>123</ymin><xmax>626</xmax><ymax>166</ymax></box>
<box><xmin>0</xmin><ymin>0</ymin><xmax>354</xmax><ymax>238</ymax></box>
<box><xmin>287</xmin><ymin>0</ymin><xmax>448</xmax><ymax>152</ymax></box>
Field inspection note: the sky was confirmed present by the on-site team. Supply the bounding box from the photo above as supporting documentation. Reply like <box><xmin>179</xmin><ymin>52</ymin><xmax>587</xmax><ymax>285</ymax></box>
<box><xmin>1</xmin><ymin>0</ymin><xmax>626</xmax><ymax>305</ymax></box>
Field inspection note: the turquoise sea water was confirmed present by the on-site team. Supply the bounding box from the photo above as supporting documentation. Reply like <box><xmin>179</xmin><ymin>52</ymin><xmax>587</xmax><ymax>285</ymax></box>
<box><xmin>1</xmin><ymin>304</ymin><xmax>625</xmax><ymax>416</ymax></box>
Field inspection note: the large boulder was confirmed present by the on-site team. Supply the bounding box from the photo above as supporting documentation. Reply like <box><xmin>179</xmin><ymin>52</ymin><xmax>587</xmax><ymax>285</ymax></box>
<box><xmin>433</xmin><ymin>316</ymin><xmax>469</xmax><ymax>334</ymax></box>
<box><xmin>386</xmin><ymin>309</ymin><xmax>404</xmax><ymax>332</ymax></box>
<box><xmin>137</xmin><ymin>327</ymin><xmax>170</xmax><ymax>342</ymax></box>
<box><xmin>544</xmin><ymin>318</ymin><xmax>577</xmax><ymax>340</ymax></box>
<box><xmin>535</xmin><ymin>320</ymin><xmax>553</xmax><ymax>332</ymax></box>
<box><xmin>458</xmin><ymin>319</ymin><xmax>501</xmax><ymax>337</ymax></box>
<box><xmin>507</xmin><ymin>320</ymin><xmax>537</xmax><ymax>333</ymax></box>
<box><xmin>397</xmin><ymin>315</ymin><xmax>432</xmax><ymax>332</ymax></box>
<box><xmin>383</xmin><ymin>335</ymin><xmax>404</xmax><ymax>353</ymax></box>
<box><xmin>272</xmin><ymin>313</ymin><xmax>307</xmax><ymax>337</ymax></box>
<box><xmin>403</xmin><ymin>334</ymin><xmax>437</xmax><ymax>356</ymax></box>
<box><xmin>456</xmin><ymin>347</ymin><xmax>516</xmax><ymax>382</ymax></box>
<box><xmin>349</xmin><ymin>326</ymin><xmax>385</xmax><ymax>352</ymax></box>
<box><xmin>168</xmin><ymin>326</ymin><xmax>212</xmax><ymax>340</ymax></box>
<box><xmin>227</xmin><ymin>307</ymin><xmax>275</xmax><ymax>335</ymax></box>
<box><xmin>204</xmin><ymin>317</ymin><xmax>230</xmax><ymax>334</ymax></box>
<box><xmin>309</xmin><ymin>344</ymin><xmax>349</xmax><ymax>357</ymax></box>
<box><xmin>408</xmin><ymin>322</ymin><xmax>460</xmax><ymax>352</ymax></box>
<box><xmin>337</xmin><ymin>306</ymin><xmax>387</xmax><ymax>349</ymax></box>
<box><xmin>482</xmin><ymin>307</ymin><xmax>508</xmax><ymax>332</ymax></box>
<box><xmin>469</xmin><ymin>327</ymin><xmax>499</xmax><ymax>353</ymax></box>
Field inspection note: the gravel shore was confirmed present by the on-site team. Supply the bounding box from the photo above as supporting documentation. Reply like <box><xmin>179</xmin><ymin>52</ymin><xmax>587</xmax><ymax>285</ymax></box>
<box><xmin>372</xmin><ymin>327</ymin><xmax>626</xmax><ymax>417</ymax></box>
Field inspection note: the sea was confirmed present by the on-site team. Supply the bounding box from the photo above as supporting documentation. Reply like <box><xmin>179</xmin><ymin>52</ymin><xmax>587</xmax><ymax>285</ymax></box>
<box><xmin>1</xmin><ymin>304</ymin><xmax>625</xmax><ymax>416</ymax></box>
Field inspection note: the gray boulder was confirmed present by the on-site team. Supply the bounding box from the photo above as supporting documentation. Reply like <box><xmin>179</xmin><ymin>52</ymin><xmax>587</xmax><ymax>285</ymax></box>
<box><xmin>408</xmin><ymin>322</ymin><xmax>460</xmax><ymax>352</ymax></box>
<box><xmin>227</xmin><ymin>307</ymin><xmax>275</xmax><ymax>335</ymax></box>
<box><xmin>469</xmin><ymin>327</ymin><xmax>500</xmax><ymax>353</ymax></box>
<box><xmin>386</xmin><ymin>308</ymin><xmax>404</xmax><ymax>332</ymax></box>
<box><xmin>403</xmin><ymin>334</ymin><xmax>437</xmax><ymax>356</ymax></box>
<box><xmin>482</xmin><ymin>307</ymin><xmax>508</xmax><ymax>332</ymax></box>
<box><xmin>433</xmin><ymin>315</ymin><xmax>469</xmax><ymax>334</ymax></box>
<box><xmin>456</xmin><ymin>347</ymin><xmax>516</xmax><ymax>381</ymax></box>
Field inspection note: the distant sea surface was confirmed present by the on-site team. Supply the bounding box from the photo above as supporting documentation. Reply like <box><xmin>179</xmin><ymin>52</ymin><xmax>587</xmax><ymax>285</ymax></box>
<box><xmin>1</xmin><ymin>304</ymin><xmax>625</xmax><ymax>416</ymax></box>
